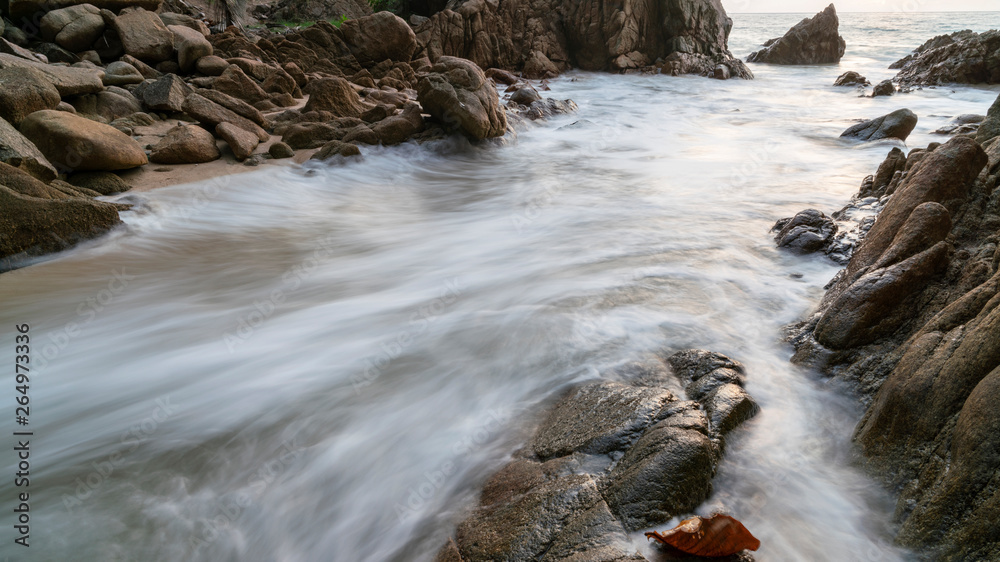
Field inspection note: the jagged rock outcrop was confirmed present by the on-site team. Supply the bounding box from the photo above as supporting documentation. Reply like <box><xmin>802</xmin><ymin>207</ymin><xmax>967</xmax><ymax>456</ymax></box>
<box><xmin>436</xmin><ymin>350</ymin><xmax>758</xmax><ymax>562</ymax></box>
<box><xmin>411</xmin><ymin>0</ymin><xmax>751</xmax><ymax>79</ymax></box>
<box><xmin>891</xmin><ymin>29</ymin><xmax>1000</xmax><ymax>86</ymax></box>
<box><xmin>417</xmin><ymin>56</ymin><xmax>506</xmax><ymax>140</ymax></box>
<box><xmin>785</xmin><ymin>106</ymin><xmax>1000</xmax><ymax>558</ymax></box>
<box><xmin>833</xmin><ymin>71</ymin><xmax>868</xmax><ymax>87</ymax></box>
<box><xmin>747</xmin><ymin>4</ymin><xmax>845</xmax><ymax>65</ymax></box>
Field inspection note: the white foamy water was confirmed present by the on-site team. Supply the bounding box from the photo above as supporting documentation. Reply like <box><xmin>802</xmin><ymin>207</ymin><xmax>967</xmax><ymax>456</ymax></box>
<box><xmin>2</xmin><ymin>11</ymin><xmax>999</xmax><ymax>562</ymax></box>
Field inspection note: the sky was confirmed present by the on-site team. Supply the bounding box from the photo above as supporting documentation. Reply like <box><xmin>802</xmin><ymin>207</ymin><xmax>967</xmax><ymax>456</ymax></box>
<box><xmin>729</xmin><ymin>0</ymin><xmax>998</xmax><ymax>12</ymax></box>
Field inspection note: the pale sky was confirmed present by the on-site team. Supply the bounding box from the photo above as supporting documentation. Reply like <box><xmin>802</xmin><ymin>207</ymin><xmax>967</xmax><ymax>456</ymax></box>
<box><xmin>729</xmin><ymin>0</ymin><xmax>998</xmax><ymax>12</ymax></box>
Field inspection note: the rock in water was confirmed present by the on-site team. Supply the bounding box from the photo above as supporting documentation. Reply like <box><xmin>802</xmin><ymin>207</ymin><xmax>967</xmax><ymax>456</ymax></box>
<box><xmin>19</xmin><ymin>109</ymin><xmax>148</xmax><ymax>171</ymax></box>
<box><xmin>841</xmin><ymin>109</ymin><xmax>918</xmax><ymax>142</ymax></box>
<box><xmin>872</xmin><ymin>80</ymin><xmax>895</xmax><ymax>97</ymax></box>
<box><xmin>773</xmin><ymin>209</ymin><xmax>838</xmax><ymax>254</ymax></box>
<box><xmin>417</xmin><ymin>56</ymin><xmax>506</xmax><ymax>140</ymax></box>
<box><xmin>892</xmin><ymin>29</ymin><xmax>1000</xmax><ymax>86</ymax></box>
<box><xmin>834</xmin><ymin>71</ymin><xmax>869</xmax><ymax>86</ymax></box>
<box><xmin>0</xmin><ymin>185</ymin><xmax>121</xmax><ymax>267</ymax></box>
<box><xmin>747</xmin><ymin>4</ymin><xmax>845</xmax><ymax>64</ymax></box>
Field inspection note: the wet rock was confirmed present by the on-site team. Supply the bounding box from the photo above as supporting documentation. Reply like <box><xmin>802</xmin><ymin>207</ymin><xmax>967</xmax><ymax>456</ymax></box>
<box><xmin>340</xmin><ymin>11</ymin><xmax>416</xmax><ymax>67</ymax></box>
<box><xmin>169</xmin><ymin>24</ymin><xmax>212</xmax><ymax>73</ymax></box>
<box><xmin>892</xmin><ymin>29</ymin><xmax>1000</xmax><ymax>87</ymax></box>
<box><xmin>872</xmin><ymin>79</ymin><xmax>895</xmax><ymax>97</ymax></box>
<box><xmin>40</xmin><ymin>4</ymin><xmax>105</xmax><ymax>53</ymax></box>
<box><xmin>303</xmin><ymin>76</ymin><xmax>367</xmax><ymax>117</ymax></box>
<box><xmin>975</xmin><ymin>92</ymin><xmax>1000</xmax><ymax>145</ymax></box>
<box><xmin>268</xmin><ymin>141</ymin><xmax>294</xmax><ymax>159</ymax></box>
<box><xmin>864</xmin><ymin>147</ymin><xmax>908</xmax><ymax>198</ymax></box>
<box><xmin>371</xmin><ymin>103</ymin><xmax>423</xmax><ymax>145</ymax></box>
<box><xmin>310</xmin><ymin>139</ymin><xmax>360</xmax><ymax>160</ymax></box>
<box><xmin>342</xmin><ymin>124</ymin><xmax>378</xmax><ymax>145</ymax></box>
<box><xmin>0</xmin><ymin>161</ymin><xmax>65</xmax><ymax>199</ymax></box>
<box><xmin>509</xmin><ymin>84</ymin><xmax>542</xmax><ymax>106</ymax></box>
<box><xmin>0</xmin><ymin>117</ymin><xmax>57</xmax><ymax>181</ymax></box>
<box><xmin>417</xmin><ymin>56</ymin><xmax>506</xmax><ymax>140</ymax></box>
<box><xmin>841</xmin><ymin>109</ymin><xmax>918</xmax><ymax>142</ymax></box>
<box><xmin>149</xmin><ymin>124</ymin><xmax>220</xmax><ymax>164</ymax></box>
<box><xmin>113</xmin><ymin>7</ymin><xmax>174</xmax><ymax>63</ymax></box>
<box><xmin>0</xmin><ymin>66</ymin><xmax>60</xmax><ymax>126</ymax></box>
<box><xmin>216</xmin><ymin>121</ymin><xmax>258</xmax><ymax>161</ymax></box>
<box><xmin>747</xmin><ymin>4</ymin><xmax>845</xmax><ymax>65</ymax></box>
<box><xmin>485</xmin><ymin>67</ymin><xmax>519</xmax><ymax>85</ymax></box>
<box><xmin>834</xmin><ymin>71</ymin><xmax>868</xmax><ymax>86</ymax></box>
<box><xmin>772</xmin><ymin>209</ymin><xmax>838</xmax><ymax>254</ymax></box>
<box><xmin>66</xmin><ymin>171</ymin><xmax>130</xmax><ymax>195</ymax></box>
<box><xmin>103</xmin><ymin>61</ymin><xmax>143</xmax><ymax>86</ymax></box>
<box><xmin>20</xmin><ymin>109</ymin><xmax>147</xmax><ymax>171</ymax></box>
<box><xmin>0</xmin><ymin>184</ymin><xmax>121</xmax><ymax>267</ymax></box>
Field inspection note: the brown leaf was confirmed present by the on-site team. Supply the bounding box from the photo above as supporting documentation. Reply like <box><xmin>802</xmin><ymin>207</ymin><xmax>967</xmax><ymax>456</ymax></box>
<box><xmin>645</xmin><ymin>513</ymin><xmax>761</xmax><ymax>557</ymax></box>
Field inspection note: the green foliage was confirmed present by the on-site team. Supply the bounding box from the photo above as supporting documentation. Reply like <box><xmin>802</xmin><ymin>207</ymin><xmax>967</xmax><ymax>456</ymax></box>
<box><xmin>332</xmin><ymin>14</ymin><xmax>349</xmax><ymax>27</ymax></box>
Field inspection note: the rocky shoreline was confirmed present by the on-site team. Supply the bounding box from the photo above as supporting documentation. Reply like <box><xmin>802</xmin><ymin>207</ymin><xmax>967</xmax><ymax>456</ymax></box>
<box><xmin>777</xmin><ymin>92</ymin><xmax>1000</xmax><ymax>560</ymax></box>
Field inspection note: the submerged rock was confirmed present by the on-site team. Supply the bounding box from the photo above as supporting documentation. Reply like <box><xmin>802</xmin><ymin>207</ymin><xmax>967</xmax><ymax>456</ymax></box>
<box><xmin>772</xmin><ymin>209</ymin><xmax>838</xmax><ymax>254</ymax></box>
<box><xmin>833</xmin><ymin>71</ymin><xmax>869</xmax><ymax>86</ymax></box>
<box><xmin>438</xmin><ymin>350</ymin><xmax>758</xmax><ymax>561</ymax></box>
<box><xmin>747</xmin><ymin>4</ymin><xmax>845</xmax><ymax>65</ymax></box>
<box><xmin>840</xmin><ymin>109</ymin><xmax>918</xmax><ymax>142</ymax></box>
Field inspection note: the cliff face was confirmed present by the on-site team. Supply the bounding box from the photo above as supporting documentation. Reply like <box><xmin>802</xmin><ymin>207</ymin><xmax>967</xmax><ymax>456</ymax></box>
<box><xmin>788</xmin><ymin>97</ymin><xmax>1000</xmax><ymax>560</ymax></box>
<box><xmin>412</xmin><ymin>0</ymin><xmax>750</xmax><ymax>78</ymax></box>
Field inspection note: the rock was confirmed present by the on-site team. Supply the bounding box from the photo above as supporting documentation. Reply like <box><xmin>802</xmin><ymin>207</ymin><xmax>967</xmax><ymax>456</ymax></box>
<box><xmin>195</xmin><ymin>89</ymin><xmax>268</xmax><ymax>128</ymax></box>
<box><xmin>181</xmin><ymin>93</ymin><xmax>269</xmax><ymax>142</ymax></box>
<box><xmin>72</xmin><ymin>87</ymin><xmax>142</xmax><ymax>121</ymax></box>
<box><xmin>747</xmin><ymin>4</ymin><xmax>845</xmax><ymax>64</ymax></box>
<box><xmin>268</xmin><ymin>141</ymin><xmax>294</xmax><ymax>159</ymax></box>
<box><xmin>892</xmin><ymin>30</ymin><xmax>1000</xmax><ymax>86</ymax></box>
<box><xmin>213</xmin><ymin>65</ymin><xmax>269</xmax><ymax>105</ymax></box>
<box><xmin>261</xmin><ymin>67</ymin><xmax>298</xmax><ymax>97</ymax></box>
<box><xmin>194</xmin><ymin>55</ymin><xmax>229</xmax><ymax>76</ymax></box>
<box><xmin>864</xmin><ymin>147</ymin><xmax>908</xmax><ymax>198</ymax></box>
<box><xmin>7</xmin><ymin>0</ymin><xmax>161</xmax><ymax>20</ymax></box>
<box><xmin>310</xmin><ymin>139</ymin><xmax>360</xmax><ymax>160</ymax></box>
<box><xmin>113</xmin><ymin>7</ymin><xmax>174</xmax><ymax>63</ymax></box>
<box><xmin>773</xmin><ymin>209</ymin><xmax>838</xmax><ymax>254</ymax></box>
<box><xmin>66</xmin><ymin>171</ymin><xmax>130</xmax><ymax>195</ymax></box>
<box><xmin>262</xmin><ymin>0</ymin><xmax>371</xmax><ymax>26</ymax></box>
<box><xmin>303</xmin><ymin>77</ymin><xmax>367</xmax><ymax>117</ymax></box>
<box><xmin>485</xmin><ymin>68</ymin><xmax>518</xmax><ymax>85</ymax></box>
<box><xmin>872</xmin><ymin>79</ymin><xmax>895</xmax><ymax>97</ymax></box>
<box><xmin>149</xmin><ymin>124</ymin><xmax>220</xmax><ymax>164</ymax></box>
<box><xmin>342</xmin><ymin>124</ymin><xmax>378</xmax><ymax>145</ymax></box>
<box><xmin>135</xmin><ymin>74</ymin><xmax>191</xmax><ymax>113</ymax></box>
<box><xmin>40</xmin><ymin>4</ymin><xmax>105</xmax><ymax>53</ymax></box>
<box><xmin>0</xmin><ymin>117</ymin><xmax>57</xmax><ymax>181</ymax></box>
<box><xmin>340</xmin><ymin>11</ymin><xmax>417</xmax><ymax>67</ymax></box>
<box><xmin>0</xmin><ymin>66</ymin><xmax>61</xmax><ymax>126</ymax></box>
<box><xmin>0</xmin><ymin>161</ymin><xmax>64</xmax><ymax>199</ymax></box>
<box><xmin>0</xmin><ymin>185</ymin><xmax>121</xmax><ymax>267</ymax></box>
<box><xmin>0</xmin><ymin>37</ymin><xmax>43</xmax><ymax>61</ymax></box>
<box><xmin>417</xmin><ymin>56</ymin><xmax>506</xmax><ymax>140</ymax></box>
<box><xmin>169</xmin><ymin>24</ymin><xmax>212</xmax><ymax>73</ymax></box>
<box><xmin>93</xmin><ymin>27</ymin><xmax>124</xmax><ymax>61</ymax></box>
<box><xmin>155</xmin><ymin>60</ymin><xmax>180</xmax><ymax>75</ymax></box>
<box><xmin>841</xmin><ymin>109</ymin><xmax>918</xmax><ymax>142</ymax></box>
<box><xmin>103</xmin><ymin>61</ymin><xmax>143</xmax><ymax>86</ymax></box>
<box><xmin>20</xmin><ymin>109</ymin><xmax>148</xmax><ymax>171</ymax></box>
<box><xmin>371</xmin><ymin>103</ymin><xmax>423</xmax><ymax>145</ymax></box>
<box><xmin>121</xmin><ymin>54</ymin><xmax>160</xmax><ymax>80</ymax></box>
<box><xmin>976</xmin><ymin>93</ymin><xmax>1000</xmax><ymax>145</ymax></box>
<box><xmin>834</xmin><ymin>70</ymin><xmax>868</xmax><ymax>86</ymax></box>
<box><xmin>522</xmin><ymin>50</ymin><xmax>559</xmax><ymax>79</ymax></box>
<box><xmin>282</xmin><ymin>62</ymin><xmax>306</xmax><ymax>87</ymax></box>
<box><xmin>509</xmin><ymin>85</ymin><xmax>542</xmax><ymax>106</ymax></box>
<box><xmin>0</xmin><ymin>53</ymin><xmax>103</xmax><ymax>96</ymax></box>
<box><xmin>216</xmin><ymin>121</ymin><xmax>258</xmax><ymax>161</ymax></box>
<box><xmin>159</xmin><ymin>12</ymin><xmax>209</xmax><ymax>36</ymax></box>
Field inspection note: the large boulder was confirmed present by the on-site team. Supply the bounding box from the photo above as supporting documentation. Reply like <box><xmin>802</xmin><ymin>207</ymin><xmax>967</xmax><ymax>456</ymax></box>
<box><xmin>0</xmin><ymin>53</ymin><xmax>103</xmax><ymax>96</ymax></box>
<box><xmin>841</xmin><ymin>109</ymin><xmax>918</xmax><ymax>142</ymax></box>
<box><xmin>102</xmin><ymin>61</ymin><xmax>144</xmax><ymax>86</ymax></box>
<box><xmin>892</xmin><ymin>29</ymin><xmax>1000</xmax><ymax>86</ymax></box>
<box><xmin>416</xmin><ymin>56</ymin><xmax>506</xmax><ymax>140</ymax></box>
<box><xmin>215</xmin><ymin>122</ymin><xmax>258</xmax><ymax>161</ymax></box>
<box><xmin>302</xmin><ymin>76</ymin><xmax>367</xmax><ymax>117</ymax></box>
<box><xmin>0</xmin><ymin>117</ymin><xmax>57</xmax><ymax>181</ymax></box>
<box><xmin>19</xmin><ymin>110</ymin><xmax>148</xmax><ymax>171</ymax></box>
<box><xmin>135</xmin><ymin>73</ymin><xmax>191</xmax><ymax>113</ymax></box>
<box><xmin>747</xmin><ymin>4</ymin><xmax>845</xmax><ymax>64</ymax></box>
<box><xmin>169</xmin><ymin>24</ymin><xmax>212</xmax><ymax>73</ymax></box>
<box><xmin>212</xmin><ymin>65</ymin><xmax>268</xmax><ymax>105</ymax></box>
<box><xmin>340</xmin><ymin>12</ymin><xmax>417</xmax><ymax>67</ymax></box>
<box><xmin>0</xmin><ymin>66</ymin><xmax>60</xmax><ymax>125</ymax></box>
<box><xmin>413</xmin><ymin>0</ymin><xmax>748</xmax><ymax>79</ymax></box>
<box><xmin>7</xmin><ymin>0</ymin><xmax>161</xmax><ymax>19</ymax></box>
<box><xmin>113</xmin><ymin>7</ymin><xmax>174</xmax><ymax>63</ymax></box>
<box><xmin>181</xmin><ymin>93</ymin><xmax>269</xmax><ymax>141</ymax></box>
<box><xmin>40</xmin><ymin>4</ymin><xmax>105</xmax><ymax>53</ymax></box>
<box><xmin>149</xmin><ymin>124</ymin><xmax>220</xmax><ymax>164</ymax></box>
<box><xmin>0</xmin><ymin>185</ymin><xmax>121</xmax><ymax>267</ymax></box>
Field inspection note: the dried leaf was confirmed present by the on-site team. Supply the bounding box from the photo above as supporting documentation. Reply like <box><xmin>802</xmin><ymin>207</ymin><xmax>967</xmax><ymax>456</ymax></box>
<box><xmin>645</xmin><ymin>513</ymin><xmax>760</xmax><ymax>557</ymax></box>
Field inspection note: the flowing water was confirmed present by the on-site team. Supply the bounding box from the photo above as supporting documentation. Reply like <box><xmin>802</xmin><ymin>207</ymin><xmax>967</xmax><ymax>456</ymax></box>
<box><xmin>3</xmin><ymin>11</ymin><xmax>1000</xmax><ymax>562</ymax></box>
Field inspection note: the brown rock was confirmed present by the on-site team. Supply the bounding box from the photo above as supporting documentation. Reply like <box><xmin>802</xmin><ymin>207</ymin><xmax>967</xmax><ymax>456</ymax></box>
<box><xmin>20</xmin><ymin>109</ymin><xmax>148</xmax><ymax>171</ymax></box>
<box><xmin>40</xmin><ymin>4</ymin><xmax>105</xmax><ymax>53</ymax></box>
<box><xmin>169</xmin><ymin>24</ymin><xmax>212</xmax><ymax>73</ymax></box>
<box><xmin>0</xmin><ymin>53</ymin><xmax>103</xmax><ymax>96</ymax></box>
<box><xmin>66</xmin><ymin>171</ymin><xmax>130</xmax><ymax>195</ymax></box>
<box><xmin>182</xmin><ymin>93</ymin><xmax>269</xmax><ymax>142</ymax></box>
<box><xmin>0</xmin><ymin>117</ymin><xmax>57</xmax><ymax>181</ymax></box>
<box><xmin>213</xmin><ymin>64</ymin><xmax>268</xmax><ymax>104</ymax></box>
<box><xmin>216</xmin><ymin>121</ymin><xmax>258</xmax><ymax>160</ymax></box>
<box><xmin>0</xmin><ymin>66</ymin><xmax>60</xmax><ymax>125</ymax></box>
<box><xmin>302</xmin><ymin>76</ymin><xmax>368</xmax><ymax>117</ymax></box>
<box><xmin>113</xmin><ymin>7</ymin><xmax>174</xmax><ymax>63</ymax></box>
<box><xmin>150</xmin><ymin>124</ymin><xmax>220</xmax><ymax>164</ymax></box>
<box><xmin>416</xmin><ymin>56</ymin><xmax>506</xmax><ymax>140</ymax></box>
<box><xmin>340</xmin><ymin>11</ymin><xmax>417</xmax><ymax>67</ymax></box>
<box><xmin>194</xmin><ymin>55</ymin><xmax>229</xmax><ymax>76</ymax></box>
<box><xmin>747</xmin><ymin>4</ymin><xmax>845</xmax><ymax>64</ymax></box>
<box><xmin>310</xmin><ymin>139</ymin><xmax>361</xmax><ymax>160</ymax></box>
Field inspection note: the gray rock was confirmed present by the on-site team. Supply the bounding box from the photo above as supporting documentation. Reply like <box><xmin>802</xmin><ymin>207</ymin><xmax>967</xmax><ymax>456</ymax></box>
<box><xmin>773</xmin><ymin>209</ymin><xmax>838</xmax><ymax>254</ymax></box>
<box><xmin>747</xmin><ymin>4</ymin><xmax>845</xmax><ymax>65</ymax></box>
<box><xmin>103</xmin><ymin>61</ymin><xmax>143</xmax><ymax>86</ymax></box>
<box><xmin>0</xmin><ymin>117</ymin><xmax>57</xmax><ymax>181</ymax></box>
<box><xmin>841</xmin><ymin>109</ymin><xmax>918</xmax><ymax>142</ymax></box>
<box><xmin>892</xmin><ymin>29</ymin><xmax>1000</xmax><ymax>86</ymax></box>
<box><xmin>834</xmin><ymin>70</ymin><xmax>869</xmax><ymax>86</ymax></box>
<box><xmin>0</xmin><ymin>53</ymin><xmax>103</xmax><ymax>96</ymax></box>
<box><xmin>136</xmin><ymin>74</ymin><xmax>192</xmax><ymax>113</ymax></box>
<box><xmin>169</xmin><ymin>24</ymin><xmax>211</xmax><ymax>73</ymax></box>
<box><xmin>872</xmin><ymin>79</ymin><xmax>895</xmax><ymax>97</ymax></box>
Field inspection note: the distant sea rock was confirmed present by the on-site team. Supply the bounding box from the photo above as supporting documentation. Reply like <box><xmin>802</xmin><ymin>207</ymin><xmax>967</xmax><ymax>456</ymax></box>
<box><xmin>747</xmin><ymin>4</ymin><xmax>846</xmax><ymax>65</ymax></box>
<box><xmin>892</xmin><ymin>29</ymin><xmax>1000</xmax><ymax>86</ymax></box>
